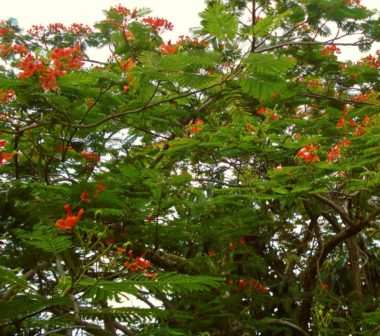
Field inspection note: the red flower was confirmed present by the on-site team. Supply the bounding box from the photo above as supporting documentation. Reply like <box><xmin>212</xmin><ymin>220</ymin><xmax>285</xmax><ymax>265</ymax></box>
<box><xmin>245</xmin><ymin>124</ymin><xmax>254</xmax><ymax>132</ymax></box>
<box><xmin>124</xmin><ymin>255</ymin><xmax>151</xmax><ymax>271</ymax></box>
<box><xmin>159</xmin><ymin>41</ymin><xmax>179</xmax><ymax>54</ymax></box>
<box><xmin>55</xmin><ymin>204</ymin><xmax>84</xmax><ymax>230</ymax></box>
<box><xmin>97</xmin><ymin>182</ymin><xmax>106</xmax><ymax>191</ymax></box>
<box><xmin>190</xmin><ymin>119</ymin><xmax>204</xmax><ymax>134</ymax></box>
<box><xmin>145</xmin><ymin>215</ymin><xmax>154</xmax><ymax>222</ymax></box>
<box><xmin>142</xmin><ymin>17</ymin><xmax>173</xmax><ymax>32</ymax></box>
<box><xmin>208</xmin><ymin>250</ymin><xmax>216</xmax><ymax>256</ymax></box>
<box><xmin>0</xmin><ymin>140</ymin><xmax>7</xmax><ymax>148</ymax></box>
<box><xmin>85</xmin><ymin>98</ymin><xmax>94</xmax><ymax>107</ymax></box>
<box><xmin>144</xmin><ymin>272</ymin><xmax>158</xmax><ymax>279</ymax></box>
<box><xmin>80</xmin><ymin>191</ymin><xmax>92</xmax><ymax>203</ymax></box>
<box><xmin>238</xmin><ymin>279</ymin><xmax>249</xmax><ymax>288</ymax></box>
<box><xmin>67</xmin><ymin>23</ymin><xmax>93</xmax><ymax>35</ymax></box>
<box><xmin>124</xmin><ymin>261</ymin><xmax>137</xmax><ymax>271</ymax></box>
<box><xmin>351</xmin><ymin>93</ymin><xmax>368</xmax><ymax>103</ymax></box>
<box><xmin>119</xmin><ymin>58</ymin><xmax>136</xmax><ymax>72</ymax></box>
<box><xmin>135</xmin><ymin>256</ymin><xmax>151</xmax><ymax>269</ymax></box>
<box><xmin>40</xmin><ymin>68</ymin><xmax>60</xmax><ymax>92</ymax></box>
<box><xmin>228</xmin><ymin>243</ymin><xmax>236</xmax><ymax>250</ymax></box>
<box><xmin>256</xmin><ymin>282</ymin><xmax>270</xmax><ymax>294</ymax></box>
<box><xmin>238</xmin><ymin>237</ymin><xmax>246</xmax><ymax>245</ymax></box>
<box><xmin>17</xmin><ymin>54</ymin><xmax>44</xmax><ymax>79</ymax></box>
<box><xmin>50</xmin><ymin>45</ymin><xmax>84</xmax><ymax>71</ymax></box>
<box><xmin>321</xmin><ymin>283</ymin><xmax>329</xmax><ymax>292</ymax></box>
<box><xmin>257</xmin><ymin>106</ymin><xmax>268</xmax><ymax>115</ymax></box>
<box><xmin>0</xmin><ymin>152</ymin><xmax>12</xmax><ymax>165</ymax></box>
<box><xmin>81</xmin><ymin>151</ymin><xmax>100</xmax><ymax>162</ymax></box>
<box><xmin>307</xmin><ymin>81</ymin><xmax>320</xmax><ymax>88</ymax></box>
<box><xmin>12</xmin><ymin>44</ymin><xmax>29</xmax><ymax>56</ymax></box>
<box><xmin>104</xmin><ymin>236</ymin><xmax>115</xmax><ymax>246</ymax></box>
<box><xmin>271</xmin><ymin>113</ymin><xmax>279</xmax><ymax>120</ymax></box>
<box><xmin>326</xmin><ymin>144</ymin><xmax>341</xmax><ymax>163</ymax></box>
<box><xmin>116</xmin><ymin>247</ymin><xmax>126</xmax><ymax>253</ymax></box>
<box><xmin>348</xmin><ymin>118</ymin><xmax>357</xmax><ymax>127</ymax></box>
<box><xmin>361</xmin><ymin>114</ymin><xmax>370</xmax><ymax>125</ymax></box>
<box><xmin>320</xmin><ymin>45</ymin><xmax>341</xmax><ymax>56</ymax></box>
<box><xmin>336</xmin><ymin>117</ymin><xmax>345</xmax><ymax>129</ymax></box>
<box><xmin>342</xmin><ymin>139</ymin><xmax>351</xmax><ymax>147</ymax></box>
<box><xmin>296</xmin><ymin>145</ymin><xmax>320</xmax><ymax>163</ymax></box>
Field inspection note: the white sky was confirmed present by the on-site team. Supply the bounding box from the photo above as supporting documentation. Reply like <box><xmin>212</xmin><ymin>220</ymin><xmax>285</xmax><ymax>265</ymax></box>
<box><xmin>1</xmin><ymin>0</ymin><xmax>379</xmax><ymax>60</ymax></box>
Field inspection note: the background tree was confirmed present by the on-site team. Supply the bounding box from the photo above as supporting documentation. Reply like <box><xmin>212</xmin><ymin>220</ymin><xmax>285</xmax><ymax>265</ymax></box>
<box><xmin>0</xmin><ymin>0</ymin><xmax>379</xmax><ymax>335</ymax></box>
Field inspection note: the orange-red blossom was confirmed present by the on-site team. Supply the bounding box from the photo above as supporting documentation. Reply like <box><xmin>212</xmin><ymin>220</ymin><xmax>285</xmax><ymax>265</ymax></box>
<box><xmin>296</xmin><ymin>144</ymin><xmax>320</xmax><ymax>163</ymax></box>
<box><xmin>159</xmin><ymin>41</ymin><xmax>179</xmax><ymax>54</ymax></box>
<box><xmin>55</xmin><ymin>204</ymin><xmax>84</xmax><ymax>230</ymax></box>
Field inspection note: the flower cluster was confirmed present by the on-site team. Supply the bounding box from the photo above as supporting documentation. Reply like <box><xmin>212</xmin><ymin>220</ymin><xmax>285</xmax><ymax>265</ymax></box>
<box><xmin>67</xmin><ymin>23</ymin><xmax>93</xmax><ymax>35</ymax></box>
<box><xmin>142</xmin><ymin>17</ymin><xmax>173</xmax><ymax>32</ymax></box>
<box><xmin>55</xmin><ymin>204</ymin><xmax>84</xmax><ymax>231</ymax></box>
<box><xmin>296</xmin><ymin>144</ymin><xmax>320</xmax><ymax>162</ymax></box>
<box><xmin>343</xmin><ymin>0</ymin><xmax>361</xmax><ymax>5</ymax></box>
<box><xmin>0</xmin><ymin>20</ymin><xmax>15</xmax><ymax>38</ymax></box>
<box><xmin>257</xmin><ymin>106</ymin><xmax>268</xmax><ymax>115</ymax></box>
<box><xmin>336</xmin><ymin>110</ymin><xmax>371</xmax><ymax>136</ymax></box>
<box><xmin>51</xmin><ymin>45</ymin><xmax>84</xmax><ymax>71</ymax></box>
<box><xmin>118</xmin><ymin>58</ymin><xmax>136</xmax><ymax>72</ymax></box>
<box><xmin>236</xmin><ymin>278</ymin><xmax>270</xmax><ymax>294</ymax></box>
<box><xmin>122</xmin><ymin>250</ymin><xmax>157</xmax><ymax>279</ymax></box>
<box><xmin>0</xmin><ymin>89</ymin><xmax>15</xmax><ymax>103</ymax></box>
<box><xmin>27</xmin><ymin>23</ymin><xmax>92</xmax><ymax>38</ymax></box>
<box><xmin>17</xmin><ymin>54</ymin><xmax>44</xmax><ymax>78</ymax></box>
<box><xmin>176</xmin><ymin>35</ymin><xmax>209</xmax><ymax>50</ymax></box>
<box><xmin>16</xmin><ymin>45</ymin><xmax>84</xmax><ymax>92</ymax></box>
<box><xmin>80</xmin><ymin>182</ymin><xmax>106</xmax><ymax>203</ymax></box>
<box><xmin>0</xmin><ymin>140</ymin><xmax>12</xmax><ymax>165</ymax></box>
<box><xmin>356</xmin><ymin>53</ymin><xmax>380</xmax><ymax>68</ymax></box>
<box><xmin>81</xmin><ymin>151</ymin><xmax>100</xmax><ymax>163</ymax></box>
<box><xmin>245</xmin><ymin>124</ymin><xmax>254</xmax><ymax>132</ymax></box>
<box><xmin>320</xmin><ymin>45</ymin><xmax>341</xmax><ymax>56</ymax></box>
<box><xmin>0</xmin><ymin>43</ymin><xmax>29</xmax><ymax>58</ymax></box>
<box><xmin>351</xmin><ymin>93</ymin><xmax>368</xmax><ymax>103</ymax></box>
<box><xmin>190</xmin><ymin>119</ymin><xmax>204</xmax><ymax>134</ymax></box>
<box><xmin>159</xmin><ymin>40</ymin><xmax>179</xmax><ymax>54</ymax></box>
<box><xmin>207</xmin><ymin>237</ymin><xmax>247</xmax><ymax>256</ymax></box>
<box><xmin>326</xmin><ymin>139</ymin><xmax>351</xmax><ymax>163</ymax></box>
<box><xmin>109</xmin><ymin>5</ymin><xmax>138</xmax><ymax>19</ymax></box>
<box><xmin>321</xmin><ymin>283</ymin><xmax>329</xmax><ymax>291</ymax></box>
<box><xmin>352</xmin><ymin>115</ymin><xmax>370</xmax><ymax>136</ymax></box>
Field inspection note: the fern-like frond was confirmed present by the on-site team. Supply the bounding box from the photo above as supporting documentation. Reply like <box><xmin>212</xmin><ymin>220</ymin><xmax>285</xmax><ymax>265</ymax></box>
<box><xmin>200</xmin><ymin>4</ymin><xmax>238</xmax><ymax>41</ymax></box>
<box><xmin>16</xmin><ymin>225</ymin><xmax>73</xmax><ymax>254</ymax></box>
<box><xmin>77</xmin><ymin>273</ymin><xmax>222</xmax><ymax>297</ymax></box>
<box><xmin>0</xmin><ymin>266</ymin><xmax>28</xmax><ymax>289</ymax></box>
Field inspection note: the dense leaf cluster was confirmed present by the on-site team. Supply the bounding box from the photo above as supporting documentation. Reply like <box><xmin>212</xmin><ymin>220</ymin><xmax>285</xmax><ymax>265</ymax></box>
<box><xmin>0</xmin><ymin>0</ymin><xmax>379</xmax><ymax>335</ymax></box>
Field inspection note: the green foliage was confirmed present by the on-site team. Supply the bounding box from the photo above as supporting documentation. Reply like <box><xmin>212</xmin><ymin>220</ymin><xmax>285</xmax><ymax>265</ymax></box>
<box><xmin>16</xmin><ymin>225</ymin><xmax>73</xmax><ymax>254</ymax></box>
<box><xmin>0</xmin><ymin>0</ymin><xmax>380</xmax><ymax>335</ymax></box>
<box><xmin>200</xmin><ymin>3</ymin><xmax>238</xmax><ymax>41</ymax></box>
<box><xmin>240</xmin><ymin>53</ymin><xmax>295</xmax><ymax>98</ymax></box>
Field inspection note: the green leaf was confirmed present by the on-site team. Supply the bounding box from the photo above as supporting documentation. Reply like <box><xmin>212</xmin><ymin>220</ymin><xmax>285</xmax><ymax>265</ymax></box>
<box><xmin>17</xmin><ymin>225</ymin><xmax>73</xmax><ymax>254</ymax></box>
<box><xmin>0</xmin><ymin>266</ymin><xmax>28</xmax><ymax>288</ymax></box>
<box><xmin>77</xmin><ymin>273</ymin><xmax>222</xmax><ymax>296</ymax></box>
<box><xmin>253</xmin><ymin>11</ymin><xmax>292</xmax><ymax>37</ymax></box>
<box><xmin>200</xmin><ymin>4</ymin><xmax>238</xmax><ymax>41</ymax></box>
<box><xmin>245</xmin><ymin>53</ymin><xmax>296</xmax><ymax>75</ymax></box>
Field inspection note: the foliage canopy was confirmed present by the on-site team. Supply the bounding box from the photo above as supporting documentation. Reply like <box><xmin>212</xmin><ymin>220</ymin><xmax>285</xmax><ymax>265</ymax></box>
<box><xmin>0</xmin><ymin>0</ymin><xmax>379</xmax><ymax>335</ymax></box>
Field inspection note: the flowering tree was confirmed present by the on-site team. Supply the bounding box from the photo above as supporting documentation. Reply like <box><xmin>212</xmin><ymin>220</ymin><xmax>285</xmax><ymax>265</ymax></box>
<box><xmin>0</xmin><ymin>1</ymin><xmax>379</xmax><ymax>335</ymax></box>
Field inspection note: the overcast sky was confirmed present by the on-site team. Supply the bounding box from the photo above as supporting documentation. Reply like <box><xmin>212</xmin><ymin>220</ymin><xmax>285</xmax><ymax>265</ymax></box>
<box><xmin>2</xmin><ymin>0</ymin><xmax>379</xmax><ymax>60</ymax></box>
